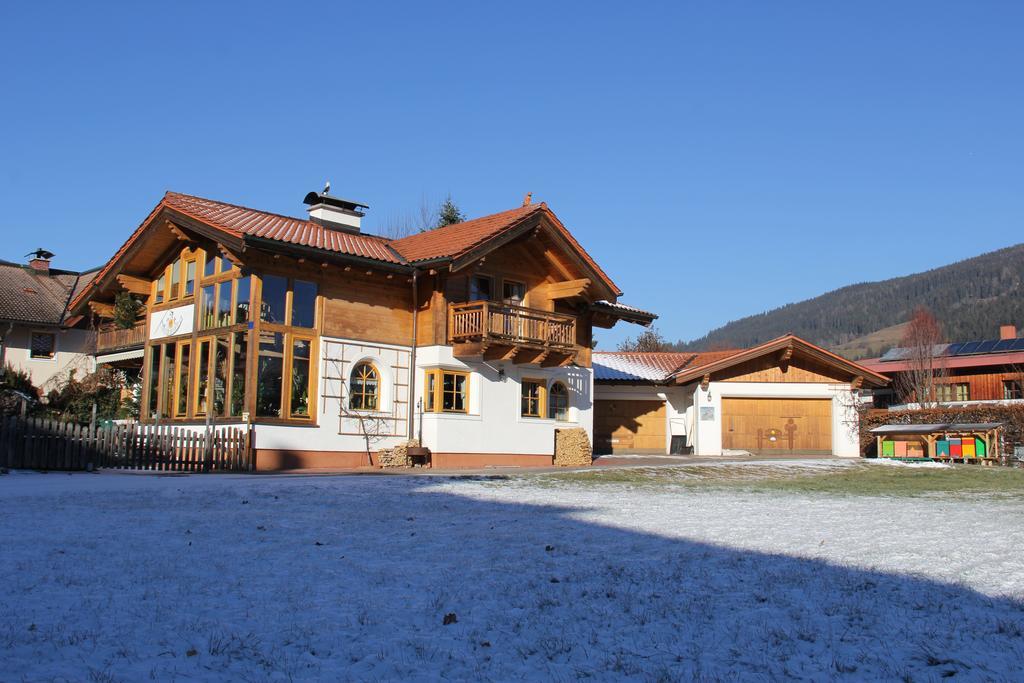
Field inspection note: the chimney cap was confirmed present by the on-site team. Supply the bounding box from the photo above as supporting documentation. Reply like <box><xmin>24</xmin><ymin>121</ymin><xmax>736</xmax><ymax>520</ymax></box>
<box><xmin>25</xmin><ymin>248</ymin><xmax>55</xmax><ymax>261</ymax></box>
<box><xmin>302</xmin><ymin>191</ymin><xmax>368</xmax><ymax>215</ymax></box>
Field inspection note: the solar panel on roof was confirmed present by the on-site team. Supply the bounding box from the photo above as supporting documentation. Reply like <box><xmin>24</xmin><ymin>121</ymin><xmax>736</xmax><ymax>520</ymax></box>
<box><xmin>944</xmin><ymin>342</ymin><xmax>965</xmax><ymax>356</ymax></box>
<box><xmin>1012</xmin><ymin>338</ymin><xmax>1024</xmax><ymax>351</ymax></box>
<box><xmin>974</xmin><ymin>340</ymin><xmax>997</xmax><ymax>354</ymax></box>
<box><xmin>957</xmin><ymin>341</ymin><xmax>982</xmax><ymax>355</ymax></box>
<box><xmin>993</xmin><ymin>339</ymin><xmax>1015</xmax><ymax>352</ymax></box>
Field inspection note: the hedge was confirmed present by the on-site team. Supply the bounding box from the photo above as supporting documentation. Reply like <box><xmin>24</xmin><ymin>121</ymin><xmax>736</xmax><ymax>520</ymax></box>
<box><xmin>859</xmin><ymin>404</ymin><xmax>1024</xmax><ymax>456</ymax></box>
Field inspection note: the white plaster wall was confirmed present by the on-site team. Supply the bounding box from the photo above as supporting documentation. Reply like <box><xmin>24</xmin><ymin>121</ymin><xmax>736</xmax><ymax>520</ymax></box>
<box><xmin>2</xmin><ymin>325</ymin><xmax>95</xmax><ymax>389</ymax></box>
<box><xmin>233</xmin><ymin>338</ymin><xmax>596</xmax><ymax>458</ymax></box>
<box><xmin>253</xmin><ymin>336</ymin><xmax>411</xmax><ymax>453</ymax></box>
<box><xmin>691</xmin><ymin>381</ymin><xmax>861</xmax><ymax>457</ymax></box>
<box><xmin>414</xmin><ymin>345</ymin><xmax>593</xmax><ymax>455</ymax></box>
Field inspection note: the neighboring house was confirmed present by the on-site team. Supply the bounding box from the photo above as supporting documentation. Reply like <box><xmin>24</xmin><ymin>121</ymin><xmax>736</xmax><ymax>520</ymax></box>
<box><xmin>860</xmin><ymin>324</ymin><xmax>1024</xmax><ymax>408</ymax></box>
<box><xmin>0</xmin><ymin>252</ymin><xmax>98</xmax><ymax>389</ymax></box>
<box><xmin>69</xmin><ymin>189</ymin><xmax>654</xmax><ymax>469</ymax></box>
<box><xmin>594</xmin><ymin>336</ymin><xmax>888</xmax><ymax>457</ymax></box>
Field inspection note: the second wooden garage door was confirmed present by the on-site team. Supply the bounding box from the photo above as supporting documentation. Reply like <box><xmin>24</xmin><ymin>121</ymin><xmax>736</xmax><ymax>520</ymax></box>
<box><xmin>721</xmin><ymin>398</ymin><xmax>832</xmax><ymax>454</ymax></box>
<box><xmin>594</xmin><ymin>400</ymin><xmax>666</xmax><ymax>454</ymax></box>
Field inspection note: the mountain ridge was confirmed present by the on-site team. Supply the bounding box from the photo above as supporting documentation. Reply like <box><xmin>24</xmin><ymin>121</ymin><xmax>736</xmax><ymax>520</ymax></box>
<box><xmin>676</xmin><ymin>243</ymin><xmax>1024</xmax><ymax>358</ymax></box>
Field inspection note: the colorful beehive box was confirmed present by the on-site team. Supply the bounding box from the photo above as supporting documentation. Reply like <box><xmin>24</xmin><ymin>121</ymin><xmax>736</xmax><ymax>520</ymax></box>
<box><xmin>882</xmin><ymin>440</ymin><xmax>895</xmax><ymax>457</ymax></box>
<box><xmin>936</xmin><ymin>440</ymin><xmax>950</xmax><ymax>457</ymax></box>
<box><xmin>906</xmin><ymin>441</ymin><xmax>926</xmax><ymax>457</ymax></box>
<box><xmin>962</xmin><ymin>438</ymin><xmax>976</xmax><ymax>457</ymax></box>
<box><xmin>894</xmin><ymin>440</ymin><xmax>908</xmax><ymax>457</ymax></box>
<box><xmin>976</xmin><ymin>439</ymin><xmax>987</xmax><ymax>457</ymax></box>
<box><xmin>949</xmin><ymin>438</ymin><xmax>962</xmax><ymax>457</ymax></box>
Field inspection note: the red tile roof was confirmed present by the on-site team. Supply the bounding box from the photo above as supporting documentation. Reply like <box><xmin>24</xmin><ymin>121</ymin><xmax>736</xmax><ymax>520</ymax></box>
<box><xmin>72</xmin><ymin>192</ymin><xmax>626</xmax><ymax>311</ymax></box>
<box><xmin>390</xmin><ymin>204</ymin><xmax>543</xmax><ymax>263</ymax></box>
<box><xmin>164</xmin><ymin>192</ymin><xmax>401</xmax><ymax>264</ymax></box>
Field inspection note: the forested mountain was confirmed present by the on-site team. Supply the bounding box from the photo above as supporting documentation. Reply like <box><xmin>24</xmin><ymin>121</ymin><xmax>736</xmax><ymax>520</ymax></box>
<box><xmin>677</xmin><ymin>243</ymin><xmax>1024</xmax><ymax>356</ymax></box>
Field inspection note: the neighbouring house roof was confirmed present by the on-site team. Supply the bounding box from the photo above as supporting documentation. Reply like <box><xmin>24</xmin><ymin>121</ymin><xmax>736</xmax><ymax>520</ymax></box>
<box><xmin>861</xmin><ymin>334</ymin><xmax>1024</xmax><ymax>375</ymax></box>
<box><xmin>593</xmin><ymin>349</ymin><xmax>741</xmax><ymax>382</ymax></box>
<box><xmin>71</xmin><ymin>191</ymin><xmax>635</xmax><ymax>314</ymax></box>
<box><xmin>595</xmin><ymin>335</ymin><xmax>889</xmax><ymax>387</ymax></box>
<box><xmin>0</xmin><ymin>260</ymin><xmax>98</xmax><ymax>327</ymax></box>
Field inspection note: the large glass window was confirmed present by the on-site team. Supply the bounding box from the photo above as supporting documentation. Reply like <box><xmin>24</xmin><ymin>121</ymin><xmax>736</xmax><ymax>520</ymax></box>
<box><xmin>214</xmin><ymin>336</ymin><xmax>230</xmax><ymax>416</ymax></box>
<box><xmin>235</xmin><ymin>276</ymin><xmax>251</xmax><ymax>324</ymax></box>
<box><xmin>184</xmin><ymin>260</ymin><xmax>196</xmax><ymax>297</ymax></box>
<box><xmin>155</xmin><ymin>273</ymin><xmax>166</xmax><ymax>304</ymax></box>
<box><xmin>161</xmin><ymin>344</ymin><xmax>176</xmax><ymax>419</ymax></box>
<box><xmin>291</xmin><ymin>280</ymin><xmax>317</xmax><ymax>328</ymax></box>
<box><xmin>349</xmin><ymin>362</ymin><xmax>378</xmax><ymax>411</ymax></box>
<box><xmin>203</xmin><ymin>251</ymin><xmax>216</xmax><ymax>278</ymax></box>
<box><xmin>200</xmin><ymin>284</ymin><xmax>216</xmax><ymax>329</ymax></box>
<box><xmin>503</xmin><ymin>280</ymin><xmax>526</xmax><ymax>305</ymax></box>
<box><xmin>217</xmin><ymin>280</ymin><xmax>233</xmax><ymax>327</ymax></box>
<box><xmin>219</xmin><ymin>256</ymin><xmax>233</xmax><ymax>273</ymax></box>
<box><xmin>256</xmin><ymin>332</ymin><xmax>285</xmax><ymax>417</ymax></box>
<box><xmin>147</xmin><ymin>345</ymin><xmax>160</xmax><ymax>418</ymax></box>
<box><xmin>169</xmin><ymin>258</ymin><xmax>181</xmax><ymax>300</ymax></box>
<box><xmin>291</xmin><ymin>338</ymin><xmax>313</xmax><ymax>417</ymax></box>
<box><xmin>548</xmin><ymin>382</ymin><xmax>569</xmax><ymax>422</ymax></box>
<box><xmin>260</xmin><ymin>275</ymin><xmax>288</xmax><ymax>324</ymax></box>
<box><xmin>175</xmin><ymin>343</ymin><xmax>191</xmax><ymax>417</ymax></box>
<box><xmin>196</xmin><ymin>339</ymin><xmax>211</xmax><ymax>416</ymax></box>
<box><xmin>230</xmin><ymin>332</ymin><xmax>247</xmax><ymax>417</ymax></box>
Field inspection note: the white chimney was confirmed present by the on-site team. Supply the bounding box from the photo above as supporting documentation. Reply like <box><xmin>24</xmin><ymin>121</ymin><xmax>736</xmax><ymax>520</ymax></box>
<box><xmin>302</xmin><ymin>190</ymin><xmax>368</xmax><ymax>234</ymax></box>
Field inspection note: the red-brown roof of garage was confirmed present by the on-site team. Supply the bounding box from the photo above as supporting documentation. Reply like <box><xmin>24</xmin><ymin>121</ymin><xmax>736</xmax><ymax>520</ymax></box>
<box><xmin>164</xmin><ymin>192</ymin><xmax>402</xmax><ymax>264</ymax></box>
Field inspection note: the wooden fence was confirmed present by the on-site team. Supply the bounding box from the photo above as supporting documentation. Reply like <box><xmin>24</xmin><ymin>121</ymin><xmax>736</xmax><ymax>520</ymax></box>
<box><xmin>0</xmin><ymin>417</ymin><xmax>255</xmax><ymax>472</ymax></box>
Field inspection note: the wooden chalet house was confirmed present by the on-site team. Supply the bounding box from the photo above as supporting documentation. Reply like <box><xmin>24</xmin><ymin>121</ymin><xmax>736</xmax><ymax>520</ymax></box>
<box><xmin>70</xmin><ymin>190</ymin><xmax>654</xmax><ymax>469</ymax></box>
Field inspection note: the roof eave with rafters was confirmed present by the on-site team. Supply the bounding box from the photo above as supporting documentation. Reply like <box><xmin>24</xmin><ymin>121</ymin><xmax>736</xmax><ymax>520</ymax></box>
<box><xmin>669</xmin><ymin>334</ymin><xmax>890</xmax><ymax>387</ymax></box>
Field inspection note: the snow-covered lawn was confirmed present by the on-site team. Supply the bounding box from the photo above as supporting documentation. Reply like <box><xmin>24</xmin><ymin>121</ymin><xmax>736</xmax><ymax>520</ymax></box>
<box><xmin>2</xmin><ymin>463</ymin><xmax>1023</xmax><ymax>681</ymax></box>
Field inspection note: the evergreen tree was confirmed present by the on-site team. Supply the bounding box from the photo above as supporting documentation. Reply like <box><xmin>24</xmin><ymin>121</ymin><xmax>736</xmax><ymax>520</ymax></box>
<box><xmin>112</xmin><ymin>292</ymin><xmax>142</xmax><ymax>330</ymax></box>
<box><xmin>435</xmin><ymin>195</ymin><xmax>465</xmax><ymax>228</ymax></box>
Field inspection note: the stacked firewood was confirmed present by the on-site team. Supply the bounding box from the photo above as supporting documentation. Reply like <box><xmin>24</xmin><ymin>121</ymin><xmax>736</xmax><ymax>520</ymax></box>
<box><xmin>377</xmin><ymin>439</ymin><xmax>420</xmax><ymax>468</ymax></box>
<box><xmin>554</xmin><ymin>428</ymin><xmax>592</xmax><ymax>467</ymax></box>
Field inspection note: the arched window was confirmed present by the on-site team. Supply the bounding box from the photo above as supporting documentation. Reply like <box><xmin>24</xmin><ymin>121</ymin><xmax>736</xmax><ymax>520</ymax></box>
<box><xmin>549</xmin><ymin>381</ymin><xmax>570</xmax><ymax>422</ymax></box>
<box><xmin>349</xmin><ymin>362</ymin><xmax>379</xmax><ymax>410</ymax></box>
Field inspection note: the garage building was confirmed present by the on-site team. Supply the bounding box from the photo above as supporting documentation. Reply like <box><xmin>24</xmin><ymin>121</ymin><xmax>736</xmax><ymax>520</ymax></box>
<box><xmin>593</xmin><ymin>335</ymin><xmax>888</xmax><ymax>457</ymax></box>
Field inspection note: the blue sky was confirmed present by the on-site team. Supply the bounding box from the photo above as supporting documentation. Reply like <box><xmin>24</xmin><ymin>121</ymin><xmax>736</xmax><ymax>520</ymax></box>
<box><xmin>1</xmin><ymin>2</ymin><xmax>1021</xmax><ymax>347</ymax></box>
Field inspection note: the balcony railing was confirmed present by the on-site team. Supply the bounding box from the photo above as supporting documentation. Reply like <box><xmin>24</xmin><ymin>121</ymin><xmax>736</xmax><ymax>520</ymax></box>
<box><xmin>96</xmin><ymin>322</ymin><xmax>146</xmax><ymax>353</ymax></box>
<box><xmin>449</xmin><ymin>301</ymin><xmax>577</xmax><ymax>350</ymax></box>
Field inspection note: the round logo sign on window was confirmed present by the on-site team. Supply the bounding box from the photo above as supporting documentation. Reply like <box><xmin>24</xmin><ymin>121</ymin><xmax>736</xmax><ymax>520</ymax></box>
<box><xmin>159</xmin><ymin>309</ymin><xmax>183</xmax><ymax>337</ymax></box>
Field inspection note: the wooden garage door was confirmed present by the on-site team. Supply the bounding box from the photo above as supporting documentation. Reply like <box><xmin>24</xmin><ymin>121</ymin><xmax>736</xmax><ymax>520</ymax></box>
<box><xmin>721</xmin><ymin>398</ymin><xmax>832</xmax><ymax>454</ymax></box>
<box><xmin>594</xmin><ymin>400</ymin><xmax>666</xmax><ymax>454</ymax></box>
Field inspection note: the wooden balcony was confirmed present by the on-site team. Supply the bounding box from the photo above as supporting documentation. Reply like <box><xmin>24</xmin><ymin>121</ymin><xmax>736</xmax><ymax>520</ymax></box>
<box><xmin>448</xmin><ymin>301</ymin><xmax>578</xmax><ymax>366</ymax></box>
<box><xmin>96</xmin><ymin>322</ymin><xmax>146</xmax><ymax>353</ymax></box>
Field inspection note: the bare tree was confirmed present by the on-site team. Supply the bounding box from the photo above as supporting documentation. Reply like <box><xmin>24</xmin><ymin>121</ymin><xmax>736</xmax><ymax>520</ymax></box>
<box><xmin>616</xmin><ymin>327</ymin><xmax>674</xmax><ymax>352</ymax></box>
<box><xmin>893</xmin><ymin>307</ymin><xmax>947</xmax><ymax>407</ymax></box>
<box><xmin>372</xmin><ymin>194</ymin><xmax>464</xmax><ymax>239</ymax></box>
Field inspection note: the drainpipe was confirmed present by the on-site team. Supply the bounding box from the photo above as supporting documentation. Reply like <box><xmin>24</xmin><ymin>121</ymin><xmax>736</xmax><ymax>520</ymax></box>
<box><xmin>408</xmin><ymin>268</ymin><xmax>419</xmax><ymax>442</ymax></box>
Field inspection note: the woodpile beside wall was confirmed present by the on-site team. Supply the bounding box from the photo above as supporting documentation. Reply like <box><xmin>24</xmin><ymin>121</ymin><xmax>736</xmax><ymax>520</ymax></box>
<box><xmin>554</xmin><ymin>428</ymin><xmax>592</xmax><ymax>467</ymax></box>
<box><xmin>377</xmin><ymin>439</ymin><xmax>420</xmax><ymax>468</ymax></box>
<box><xmin>860</xmin><ymin>404</ymin><xmax>1024</xmax><ymax>456</ymax></box>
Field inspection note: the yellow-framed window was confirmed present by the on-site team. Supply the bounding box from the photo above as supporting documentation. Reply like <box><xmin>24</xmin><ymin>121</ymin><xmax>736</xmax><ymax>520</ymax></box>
<box><xmin>424</xmin><ymin>369</ymin><xmax>469</xmax><ymax>413</ymax></box>
<box><xmin>288</xmin><ymin>334</ymin><xmax>314</xmax><ymax>419</ymax></box>
<box><xmin>521</xmin><ymin>378</ymin><xmax>545</xmax><ymax>418</ymax></box>
<box><xmin>194</xmin><ymin>337</ymin><xmax>213</xmax><ymax>417</ymax></box>
<box><xmin>349</xmin><ymin>362</ymin><xmax>379</xmax><ymax>411</ymax></box>
<box><xmin>548</xmin><ymin>381</ymin><xmax>570</xmax><ymax>421</ymax></box>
